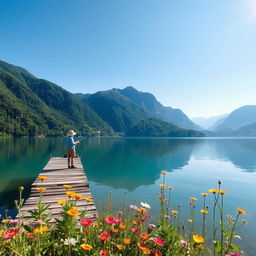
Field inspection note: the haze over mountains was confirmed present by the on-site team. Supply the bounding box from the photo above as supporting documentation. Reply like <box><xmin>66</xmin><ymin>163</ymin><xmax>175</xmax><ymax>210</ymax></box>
<box><xmin>1</xmin><ymin>59</ymin><xmax>256</xmax><ymax>137</ymax></box>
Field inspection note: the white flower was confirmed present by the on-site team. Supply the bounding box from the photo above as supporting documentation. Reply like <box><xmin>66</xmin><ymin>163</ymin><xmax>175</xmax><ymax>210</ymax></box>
<box><xmin>63</xmin><ymin>238</ymin><xmax>77</xmax><ymax>246</ymax></box>
<box><xmin>129</xmin><ymin>204</ymin><xmax>138</xmax><ymax>210</ymax></box>
<box><xmin>140</xmin><ymin>202</ymin><xmax>151</xmax><ymax>209</ymax></box>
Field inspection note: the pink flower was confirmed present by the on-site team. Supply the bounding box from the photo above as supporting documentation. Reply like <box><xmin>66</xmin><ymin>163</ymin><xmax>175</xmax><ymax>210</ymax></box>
<box><xmin>225</xmin><ymin>253</ymin><xmax>243</xmax><ymax>256</ymax></box>
<box><xmin>9</xmin><ymin>219</ymin><xmax>20</xmax><ymax>225</ymax></box>
<box><xmin>180</xmin><ymin>240</ymin><xmax>189</xmax><ymax>249</ymax></box>
<box><xmin>131</xmin><ymin>227</ymin><xmax>139</xmax><ymax>233</ymax></box>
<box><xmin>129</xmin><ymin>204</ymin><xmax>138</xmax><ymax>210</ymax></box>
<box><xmin>117</xmin><ymin>210</ymin><xmax>123</xmax><ymax>216</ymax></box>
<box><xmin>80</xmin><ymin>218</ymin><xmax>93</xmax><ymax>227</ymax></box>
<box><xmin>105</xmin><ymin>217</ymin><xmax>120</xmax><ymax>224</ymax></box>
<box><xmin>34</xmin><ymin>220</ymin><xmax>45</xmax><ymax>227</ymax></box>
<box><xmin>153</xmin><ymin>237</ymin><xmax>165</xmax><ymax>247</ymax></box>
<box><xmin>98</xmin><ymin>231</ymin><xmax>110</xmax><ymax>241</ymax></box>
<box><xmin>99</xmin><ymin>250</ymin><xmax>108</xmax><ymax>256</ymax></box>
<box><xmin>3</xmin><ymin>229</ymin><xmax>19</xmax><ymax>239</ymax></box>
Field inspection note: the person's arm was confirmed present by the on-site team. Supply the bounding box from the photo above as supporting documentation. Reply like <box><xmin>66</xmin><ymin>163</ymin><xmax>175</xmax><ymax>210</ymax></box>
<box><xmin>71</xmin><ymin>137</ymin><xmax>79</xmax><ymax>145</ymax></box>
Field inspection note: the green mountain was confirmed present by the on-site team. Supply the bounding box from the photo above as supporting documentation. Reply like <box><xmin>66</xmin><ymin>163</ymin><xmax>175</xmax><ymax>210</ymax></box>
<box><xmin>0</xmin><ymin>60</ymin><xmax>114</xmax><ymax>136</ymax></box>
<box><xmin>214</xmin><ymin>105</ymin><xmax>256</xmax><ymax>131</ymax></box>
<box><xmin>125</xmin><ymin>118</ymin><xmax>204</xmax><ymax>137</ymax></box>
<box><xmin>78</xmin><ymin>86</ymin><xmax>200</xmax><ymax>133</ymax></box>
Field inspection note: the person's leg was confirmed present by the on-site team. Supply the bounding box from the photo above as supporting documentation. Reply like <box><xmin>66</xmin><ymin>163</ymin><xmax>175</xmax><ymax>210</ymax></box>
<box><xmin>67</xmin><ymin>150</ymin><xmax>71</xmax><ymax>168</ymax></box>
<box><xmin>71</xmin><ymin>156</ymin><xmax>74</xmax><ymax>166</ymax></box>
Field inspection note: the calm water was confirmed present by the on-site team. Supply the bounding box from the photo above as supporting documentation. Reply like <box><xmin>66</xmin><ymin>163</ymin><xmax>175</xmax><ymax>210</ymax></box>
<box><xmin>1</xmin><ymin>137</ymin><xmax>256</xmax><ymax>255</ymax></box>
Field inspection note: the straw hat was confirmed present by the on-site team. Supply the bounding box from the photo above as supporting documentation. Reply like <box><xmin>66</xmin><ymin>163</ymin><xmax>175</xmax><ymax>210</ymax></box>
<box><xmin>67</xmin><ymin>130</ymin><xmax>77</xmax><ymax>136</ymax></box>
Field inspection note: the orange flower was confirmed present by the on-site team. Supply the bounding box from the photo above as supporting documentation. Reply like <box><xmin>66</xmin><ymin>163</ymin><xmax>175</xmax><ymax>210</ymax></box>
<box><xmin>63</xmin><ymin>185</ymin><xmax>73</xmax><ymax>189</ymax></box>
<box><xmin>112</xmin><ymin>228</ymin><xmax>119</xmax><ymax>233</ymax></box>
<box><xmin>116</xmin><ymin>244</ymin><xmax>123</xmax><ymax>250</ymax></box>
<box><xmin>159</xmin><ymin>184</ymin><xmax>166</xmax><ymax>188</ymax></box>
<box><xmin>38</xmin><ymin>176</ymin><xmax>48</xmax><ymax>181</ymax></box>
<box><xmin>36</xmin><ymin>187</ymin><xmax>46</xmax><ymax>192</ymax></box>
<box><xmin>168</xmin><ymin>186</ymin><xmax>174</xmax><ymax>190</ymax></box>
<box><xmin>201</xmin><ymin>193</ymin><xmax>208</xmax><ymax>196</ymax></box>
<box><xmin>74</xmin><ymin>194</ymin><xmax>84</xmax><ymax>200</ymax></box>
<box><xmin>66</xmin><ymin>191</ymin><xmax>76</xmax><ymax>198</ymax></box>
<box><xmin>123</xmin><ymin>238</ymin><xmax>131</xmax><ymax>245</ymax></box>
<box><xmin>219</xmin><ymin>190</ymin><xmax>228</xmax><ymax>195</ymax></box>
<box><xmin>161</xmin><ymin>171</ymin><xmax>167</xmax><ymax>175</ymax></box>
<box><xmin>119</xmin><ymin>223</ymin><xmax>126</xmax><ymax>229</ymax></box>
<box><xmin>237</xmin><ymin>208</ymin><xmax>246</xmax><ymax>215</ymax></box>
<box><xmin>140</xmin><ymin>233</ymin><xmax>149</xmax><ymax>240</ymax></box>
<box><xmin>142</xmin><ymin>248</ymin><xmax>151</xmax><ymax>254</ymax></box>
<box><xmin>200</xmin><ymin>209</ymin><xmax>208</xmax><ymax>214</ymax></box>
<box><xmin>137</xmin><ymin>208</ymin><xmax>148</xmax><ymax>214</ymax></box>
<box><xmin>80</xmin><ymin>244</ymin><xmax>92</xmax><ymax>251</ymax></box>
<box><xmin>193</xmin><ymin>234</ymin><xmax>204</xmax><ymax>243</ymax></box>
<box><xmin>67</xmin><ymin>208</ymin><xmax>80</xmax><ymax>216</ymax></box>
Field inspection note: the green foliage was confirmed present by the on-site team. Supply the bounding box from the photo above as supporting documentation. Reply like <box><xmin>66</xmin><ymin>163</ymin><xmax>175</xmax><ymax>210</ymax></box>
<box><xmin>125</xmin><ymin>118</ymin><xmax>204</xmax><ymax>137</ymax></box>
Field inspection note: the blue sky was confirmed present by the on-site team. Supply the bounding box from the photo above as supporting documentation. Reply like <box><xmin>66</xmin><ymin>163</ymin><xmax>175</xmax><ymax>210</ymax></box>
<box><xmin>0</xmin><ymin>0</ymin><xmax>256</xmax><ymax>118</ymax></box>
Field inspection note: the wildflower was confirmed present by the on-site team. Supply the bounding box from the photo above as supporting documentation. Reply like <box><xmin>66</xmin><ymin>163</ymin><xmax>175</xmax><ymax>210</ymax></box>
<box><xmin>2</xmin><ymin>218</ymin><xmax>10</xmax><ymax>224</ymax></box>
<box><xmin>67</xmin><ymin>208</ymin><xmax>80</xmax><ymax>216</ymax></box>
<box><xmin>74</xmin><ymin>194</ymin><xmax>84</xmax><ymax>200</ymax></box>
<box><xmin>34</xmin><ymin>220</ymin><xmax>45</xmax><ymax>227</ymax></box>
<box><xmin>36</xmin><ymin>187</ymin><xmax>46</xmax><ymax>192</ymax></box>
<box><xmin>0</xmin><ymin>229</ymin><xmax>4</xmax><ymax>236</ymax></box>
<box><xmin>225</xmin><ymin>252</ymin><xmax>243</xmax><ymax>256</ymax></box>
<box><xmin>147</xmin><ymin>224</ymin><xmax>156</xmax><ymax>234</ymax></box>
<box><xmin>142</xmin><ymin>248</ymin><xmax>151</xmax><ymax>254</ymax></box>
<box><xmin>180</xmin><ymin>240</ymin><xmax>189</xmax><ymax>249</ymax></box>
<box><xmin>201</xmin><ymin>193</ymin><xmax>208</xmax><ymax>196</ymax></box>
<box><xmin>123</xmin><ymin>238</ymin><xmax>131</xmax><ymax>245</ymax></box>
<box><xmin>187</xmin><ymin>219</ymin><xmax>193</xmax><ymax>223</ymax></box>
<box><xmin>164</xmin><ymin>215</ymin><xmax>171</xmax><ymax>219</ymax></box>
<box><xmin>137</xmin><ymin>207</ymin><xmax>148</xmax><ymax>214</ymax></box>
<box><xmin>119</xmin><ymin>223</ymin><xmax>126</xmax><ymax>229</ymax></box>
<box><xmin>116</xmin><ymin>244</ymin><xmax>123</xmax><ymax>250</ymax></box>
<box><xmin>153</xmin><ymin>237</ymin><xmax>165</xmax><ymax>247</ymax></box>
<box><xmin>131</xmin><ymin>227</ymin><xmax>139</xmax><ymax>233</ymax></box>
<box><xmin>160</xmin><ymin>184</ymin><xmax>166</xmax><ymax>188</ymax></box>
<box><xmin>64</xmin><ymin>238</ymin><xmax>77</xmax><ymax>246</ymax></box>
<box><xmin>172</xmin><ymin>210</ymin><xmax>178</xmax><ymax>215</ymax></box>
<box><xmin>98</xmin><ymin>231</ymin><xmax>110</xmax><ymax>241</ymax></box>
<box><xmin>161</xmin><ymin>170</ymin><xmax>167</xmax><ymax>175</ymax></box>
<box><xmin>193</xmin><ymin>234</ymin><xmax>204</xmax><ymax>243</ymax></box>
<box><xmin>66</xmin><ymin>191</ymin><xmax>76</xmax><ymax>197</ymax></box>
<box><xmin>168</xmin><ymin>186</ymin><xmax>174</xmax><ymax>190</ymax></box>
<box><xmin>190</xmin><ymin>197</ymin><xmax>197</xmax><ymax>201</ymax></box>
<box><xmin>57</xmin><ymin>200</ymin><xmax>67</xmax><ymax>205</ymax></box>
<box><xmin>140</xmin><ymin>233</ymin><xmax>149</xmax><ymax>240</ymax></box>
<box><xmin>137</xmin><ymin>242</ymin><xmax>148</xmax><ymax>249</ymax></box>
<box><xmin>237</xmin><ymin>208</ymin><xmax>246</xmax><ymax>215</ymax></box>
<box><xmin>3</xmin><ymin>229</ymin><xmax>19</xmax><ymax>239</ymax></box>
<box><xmin>209</xmin><ymin>188</ymin><xmax>218</xmax><ymax>194</ymax></box>
<box><xmin>200</xmin><ymin>209</ymin><xmax>208</xmax><ymax>214</ymax></box>
<box><xmin>106</xmin><ymin>201</ymin><xmax>112</xmax><ymax>206</ymax></box>
<box><xmin>63</xmin><ymin>185</ymin><xmax>73</xmax><ymax>189</ymax></box>
<box><xmin>85</xmin><ymin>197</ymin><xmax>94</xmax><ymax>202</ymax></box>
<box><xmin>105</xmin><ymin>216</ymin><xmax>119</xmax><ymax>224</ymax></box>
<box><xmin>80</xmin><ymin>218</ymin><xmax>93</xmax><ymax>227</ymax></box>
<box><xmin>129</xmin><ymin>204</ymin><xmax>138</xmax><ymax>210</ymax></box>
<box><xmin>38</xmin><ymin>176</ymin><xmax>48</xmax><ymax>181</ymax></box>
<box><xmin>99</xmin><ymin>250</ymin><xmax>108</xmax><ymax>256</ymax></box>
<box><xmin>81</xmin><ymin>243</ymin><xmax>93</xmax><ymax>251</ymax></box>
<box><xmin>140</xmin><ymin>202</ymin><xmax>151</xmax><ymax>209</ymax></box>
<box><xmin>33</xmin><ymin>226</ymin><xmax>48</xmax><ymax>234</ymax></box>
<box><xmin>117</xmin><ymin>210</ymin><xmax>123</xmax><ymax>216</ymax></box>
<box><xmin>112</xmin><ymin>228</ymin><xmax>119</xmax><ymax>233</ymax></box>
<box><xmin>152</xmin><ymin>250</ymin><xmax>162</xmax><ymax>256</ymax></box>
<box><xmin>19</xmin><ymin>186</ymin><xmax>24</xmax><ymax>191</ymax></box>
<box><xmin>219</xmin><ymin>189</ymin><xmax>228</xmax><ymax>195</ymax></box>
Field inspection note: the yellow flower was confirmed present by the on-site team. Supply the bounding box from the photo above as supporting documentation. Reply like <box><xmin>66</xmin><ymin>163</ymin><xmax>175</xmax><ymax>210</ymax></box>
<box><xmin>190</xmin><ymin>197</ymin><xmax>198</xmax><ymax>201</ymax></box>
<box><xmin>119</xmin><ymin>223</ymin><xmax>126</xmax><ymax>229</ymax></box>
<box><xmin>200</xmin><ymin>209</ymin><xmax>208</xmax><ymax>214</ymax></box>
<box><xmin>36</xmin><ymin>187</ymin><xmax>46</xmax><ymax>192</ymax></box>
<box><xmin>187</xmin><ymin>219</ymin><xmax>193</xmax><ymax>223</ymax></box>
<box><xmin>57</xmin><ymin>200</ymin><xmax>67</xmax><ymax>205</ymax></box>
<box><xmin>117</xmin><ymin>244</ymin><xmax>123</xmax><ymax>250</ymax></box>
<box><xmin>201</xmin><ymin>193</ymin><xmax>208</xmax><ymax>196</ymax></box>
<box><xmin>193</xmin><ymin>234</ymin><xmax>204</xmax><ymax>243</ymax></box>
<box><xmin>38</xmin><ymin>176</ymin><xmax>48</xmax><ymax>181</ymax></box>
<box><xmin>172</xmin><ymin>210</ymin><xmax>178</xmax><ymax>215</ymax></box>
<box><xmin>123</xmin><ymin>238</ymin><xmax>131</xmax><ymax>245</ymax></box>
<box><xmin>34</xmin><ymin>226</ymin><xmax>48</xmax><ymax>234</ymax></box>
<box><xmin>63</xmin><ymin>185</ymin><xmax>73</xmax><ymax>189</ymax></box>
<box><xmin>74</xmin><ymin>194</ymin><xmax>84</xmax><ymax>200</ymax></box>
<box><xmin>161</xmin><ymin>170</ymin><xmax>167</xmax><ymax>175</ymax></box>
<box><xmin>0</xmin><ymin>229</ymin><xmax>4</xmax><ymax>236</ymax></box>
<box><xmin>160</xmin><ymin>184</ymin><xmax>166</xmax><ymax>188</ymax></box>
<box><xmin>67</xmin><ymin>209</ymin><xmax>80</xmax><ymax>216</ymax></box>
<box><xmin>168</xmin><ymin>186</ymin><xmax>174</xmax><ymax>190</ymax></box>
<box><xmin>66</xmin><ymin>191</ymin><xmax>76</xmax><ymax>198</ymax></box>
<box><xmin>85</xmin><ymin>197</ymin><xmax>94</xmax><ymax>202</ymax></box>
<box><xmin>132</xmin><ymin>220</ymin><xmax>137</xmax><ymax>225</ymax></box>
<box><xmin>141</xmin><ymin>248</ymin><xmax>151</xmax><ymax>254</ymax></box>
<box><xmin>209</xmin><ymin>188</ymin><xmax>218</xmax><ymax>194</ymax></box>
<box><xmin>237</xmin><ymin>208</ymin><xmax>246</xmax><ymax>215</ymax></box>
<box><xmin>2</xmin><ymin>218</ymin><xmax>10</xmax><ymax>223</ymax></box>
<box><xmin>80</xmin><ymin>244</ymin><xmax>92</xmax><ymax>251</ymax></box>
<box><xmin>219</xmin><ymin>189</ymin><xmax>228</xmax><ymax>195</ymax></box>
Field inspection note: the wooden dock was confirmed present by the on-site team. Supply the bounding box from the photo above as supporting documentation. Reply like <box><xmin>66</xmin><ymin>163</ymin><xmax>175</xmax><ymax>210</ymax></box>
<box><xmin>20</xmin><ymin>157</ymin><xmax>98</xmax><ymax>222</ymax></box>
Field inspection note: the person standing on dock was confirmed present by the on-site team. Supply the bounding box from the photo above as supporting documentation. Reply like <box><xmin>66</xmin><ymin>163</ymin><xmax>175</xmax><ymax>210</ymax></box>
<box><xmin>66</xmin><ymin>130</ymin><xmax>80</xmax><ymax>168</ymax></box>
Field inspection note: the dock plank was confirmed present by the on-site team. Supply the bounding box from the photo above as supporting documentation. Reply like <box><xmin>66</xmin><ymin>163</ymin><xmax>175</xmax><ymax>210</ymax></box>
<box><xmin>20</xmin><ymin>157</ymin><xmax>98</xmax><ymax>222</ymax></box>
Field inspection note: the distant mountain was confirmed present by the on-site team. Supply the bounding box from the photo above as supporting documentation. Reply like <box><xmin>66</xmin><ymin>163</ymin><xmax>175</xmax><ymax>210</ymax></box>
<box><xmin>125</xmin><ymin>118</ymin><xmax>204</xmax><ymax>137</ymax></box>
<box><xmin>77</xmin><ymin>86</ymin><xmax>200</xmax><ymax>133</ymax></box>
<box><xmin>0</xmin><ymin>60</ymin><xmax>114</xmax><ymax>136</ymax></box>
<box><xmin>214</xmin><ymin>105</ymin><xmax>256</xmax><ymax>131</ymax></box>
<box><xmin>192</xmin><ymin>114</ymin><xmax>228</xmax><ymax>130</ymax></box>
<box><xmin>233</xmin><ymin>122</ymin><xmax>256</xmax><ymax>136</ymax></box>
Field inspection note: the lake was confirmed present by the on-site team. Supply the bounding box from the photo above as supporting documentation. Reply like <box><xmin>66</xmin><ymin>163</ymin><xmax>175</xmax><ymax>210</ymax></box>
<box><xmin>0</xmin><ymin>137</ymin><xmax>256</xmax><ymax>255</ymax></box>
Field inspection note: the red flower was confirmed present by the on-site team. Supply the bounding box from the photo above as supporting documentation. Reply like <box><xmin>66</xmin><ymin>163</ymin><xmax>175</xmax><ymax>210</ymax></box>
<box><xmin>105</xmin><ymin>217</ymin><xmax>120</xmax><ymax>224</ymax></box>
<box><xmin>137</xmin><ymin>242</ymin><xmax>148</xmax><ymax>249</ymax></box>
<box><xmin>153</xmin><ymin>237</ymin><xmax>165</xmax><ymax>247</ymax></box>
<box><xmin>131</xmin><ymin>227</ymin><xmax>139</xmax><ymax>233</ymax></box>
<box><xmin>152</xmin><ymin>250</ymin><xmax>162</xmax><ymax>256</ymax></box>
<box><xmin>98</xmin><ymin>231</ymin><xmax>110</xmax><ymax>241</ymax></box>
<box><xmin>3</xmin><ymin>229</ymin><xmax>19</xmax><ymax>239</ymax></box>
<box><xmin>80</xmin><ymin>218</ymin><xmax>93</xmax><ymax>227</ymax></box>
<box><xmin>99</xmin><ymin>249</ymin><xmax>108</xmax><ymax>256</ymax></box>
